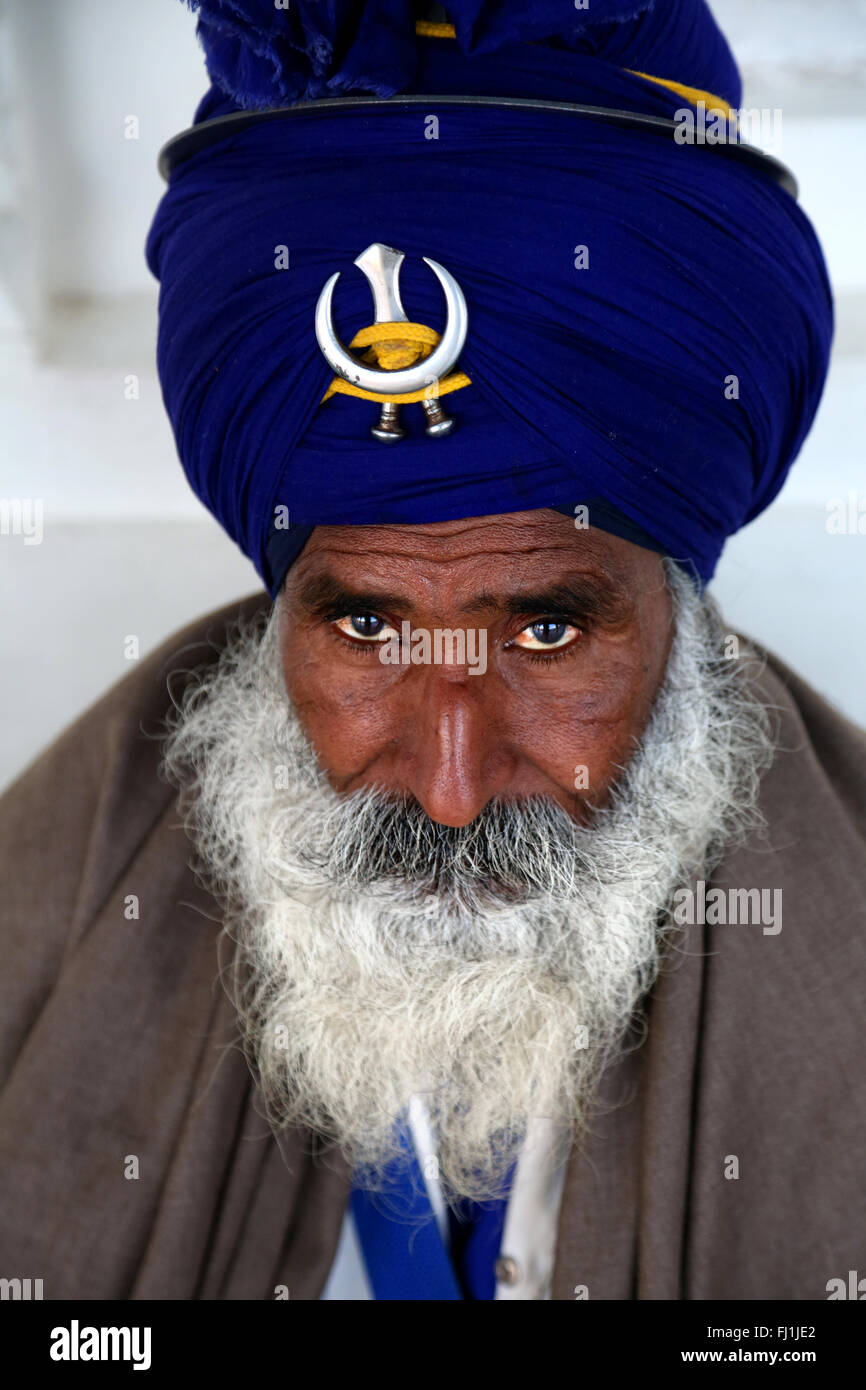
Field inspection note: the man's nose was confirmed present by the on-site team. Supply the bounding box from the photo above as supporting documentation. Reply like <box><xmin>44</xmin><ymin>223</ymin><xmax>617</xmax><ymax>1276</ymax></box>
<box><xmin>400</xmin><ymin>673</ymin><xmax>515</xmax><ymax>828</ymax></box>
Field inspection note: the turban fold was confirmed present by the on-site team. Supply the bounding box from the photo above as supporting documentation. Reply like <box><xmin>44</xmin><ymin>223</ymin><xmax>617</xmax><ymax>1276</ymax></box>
<box><xmin>146</xmin><ymin>0</ymin><xmax>833</xmax><ymax>596</ymax></box>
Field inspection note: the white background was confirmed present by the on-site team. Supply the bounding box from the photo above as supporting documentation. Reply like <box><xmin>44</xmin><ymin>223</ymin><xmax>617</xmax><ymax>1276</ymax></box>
<box><xmin>1</xmin><ymin>0</ymin><xmax>864</xmax><ymax>792</ymax></box>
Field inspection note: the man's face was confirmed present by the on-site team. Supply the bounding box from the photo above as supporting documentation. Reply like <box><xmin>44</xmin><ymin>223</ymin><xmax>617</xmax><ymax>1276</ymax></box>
<box><xmin>279</xmin><ymin>509</ymin><xmax>673</xmax><ymax>827</ymax></box>
<box><xmin>166</xmin><ymin>528</ymin><xmax>771</xmax><ymax>1199</ymax></box>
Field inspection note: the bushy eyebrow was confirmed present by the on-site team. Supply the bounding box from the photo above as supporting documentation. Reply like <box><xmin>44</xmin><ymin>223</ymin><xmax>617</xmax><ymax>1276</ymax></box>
<box><xmin>462</xmin><ymin>578</ymin><xmax>632</xmax><ymax>626</ymax></box>
<box><xmin>293</xmin><ymin>572</ymin><xmax>632</xmax><ymax>626</ymax></box>
<box><xmin>295</xmin><ymin>575</ymin><xmax>413</xmax><ymax>619</ymax></box>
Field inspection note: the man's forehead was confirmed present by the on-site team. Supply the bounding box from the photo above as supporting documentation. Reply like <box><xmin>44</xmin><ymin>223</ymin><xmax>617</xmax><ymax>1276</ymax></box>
<box><xmin>282</xmin><ymin>515</ymin><xmax>662</xmax><ymax>630</ymax></box>
<box><xmin>286</xmin><ymin>511</ymin><xmax>648</xmax><ymax>592</ymax></box>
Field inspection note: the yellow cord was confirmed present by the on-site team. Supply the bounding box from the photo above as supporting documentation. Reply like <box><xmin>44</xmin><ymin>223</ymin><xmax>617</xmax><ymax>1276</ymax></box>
<box><xmin>415</xmin><ymin>19</ymin><xmax>457</xmax><ymax>39</ymax></box>
<box><xmin>323</xmin><ymin>19</ymin><xmax>735</xmax><ymax>407</ymax></box>
<box><xmin>413</xmin><ymin>19</ymin><xmax>735</xmax><ymax>119</ymax></box>
<box><xmin>625</xmin><ymin>69</ymin><xmax>734</xmax><ymax>120</ymax></box>
<box><xmin>321</xmin><ymin>322</ymin><xmax>472</xmax><ymax>405</ymax></box>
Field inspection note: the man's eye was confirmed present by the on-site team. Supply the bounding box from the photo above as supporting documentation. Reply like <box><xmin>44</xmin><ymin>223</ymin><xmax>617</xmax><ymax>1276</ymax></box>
<box><xmin>333</xmin><ymin>614</ymin><xmax>398</xmax><ymax>643</ymax></box>
<box><xmin>513</xmin><ymin>619</ymin><xmax>580</xmax><ymax>652</ymax></box>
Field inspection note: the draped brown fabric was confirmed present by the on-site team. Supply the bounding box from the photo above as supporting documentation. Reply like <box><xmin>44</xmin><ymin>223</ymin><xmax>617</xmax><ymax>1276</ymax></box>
<box><xmin>1</xmin><ymin>593</ymin><xmax>864</xmax><ymax>1300</ymax></box>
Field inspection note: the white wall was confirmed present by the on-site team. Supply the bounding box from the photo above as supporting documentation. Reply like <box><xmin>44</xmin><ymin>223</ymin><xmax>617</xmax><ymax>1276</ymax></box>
<box><xmin>1</xmin><ymin>0</ymin><xmax>864</xmax><ymax>792</ymax></box>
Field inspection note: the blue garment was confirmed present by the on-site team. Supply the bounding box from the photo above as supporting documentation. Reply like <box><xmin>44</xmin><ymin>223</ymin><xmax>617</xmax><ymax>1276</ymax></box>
<box><xmin>146</xmin><ymin>1</ymin><xmax>833</xmax><ymax>595</ymax></box>
<box><xmin>447</xmin><ymin>1191</ymin><xmax>511</xmax><ymax>1300</ymax></box>
<box><xmin>350</xmin><ymin>1116</ymin><xmax>512</xmax><ymax>1300</ymax></box>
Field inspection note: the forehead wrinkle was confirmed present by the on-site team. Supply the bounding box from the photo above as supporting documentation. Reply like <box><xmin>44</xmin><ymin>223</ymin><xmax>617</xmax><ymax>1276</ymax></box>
<box><xmin>310</xmin><ymin>512</ymin><xmax>563</xmax><ymax>543</ymax></box>
<box><xmin>295</xmin><ymin>553</ymin><xmax>623</xmax><ymax>605</ymax></box>
<box><xmin>296</xmin><ymin>537</ymin><xmax>618</xmax><ymax>572</ymax></box>
<box><xmin>297</xmin><ymin>510</ymin><xmax>604</xmax><ymax>566</ymax></box>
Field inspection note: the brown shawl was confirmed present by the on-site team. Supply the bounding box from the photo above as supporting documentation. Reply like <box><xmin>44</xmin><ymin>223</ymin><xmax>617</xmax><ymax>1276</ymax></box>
<box><xmin>1</xmin><ymin>593</ymin><xmax>864</xmax><ymax>1300</ymax></box>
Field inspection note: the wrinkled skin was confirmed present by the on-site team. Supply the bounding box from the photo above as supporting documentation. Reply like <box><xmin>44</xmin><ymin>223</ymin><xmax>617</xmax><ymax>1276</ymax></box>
<box><xmin>279</xmin><ymin>509</ymin><xmax>673</xmax><ymax>828</ymax></box>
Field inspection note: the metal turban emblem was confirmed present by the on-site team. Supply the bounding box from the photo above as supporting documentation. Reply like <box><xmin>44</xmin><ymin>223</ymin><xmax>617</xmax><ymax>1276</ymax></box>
<box><xmin>314</xmin><ymin>242</ymin><xmax>469</xmax><ymax>441</ymax></box>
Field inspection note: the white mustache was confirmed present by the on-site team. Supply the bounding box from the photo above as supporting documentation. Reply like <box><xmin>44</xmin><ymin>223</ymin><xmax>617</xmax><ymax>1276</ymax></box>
<box><xmin>294</xmin><ymin>790</ymin><xmax>585</xmax><ymax>905</ymax></box>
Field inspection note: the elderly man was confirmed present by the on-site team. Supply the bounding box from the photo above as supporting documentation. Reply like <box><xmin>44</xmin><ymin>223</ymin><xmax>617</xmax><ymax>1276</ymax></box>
<box><xmin>1</xmin><ymin>0</ymin><xmax>864</xmax><ymax>1302</ymax></box>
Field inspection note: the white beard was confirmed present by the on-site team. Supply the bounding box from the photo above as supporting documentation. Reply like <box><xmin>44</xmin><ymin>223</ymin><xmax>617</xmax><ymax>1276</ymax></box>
<box><xmin>162</xmin><ymin>560</ymin><xmax>774</xmax><ymax>1203</ymax></box>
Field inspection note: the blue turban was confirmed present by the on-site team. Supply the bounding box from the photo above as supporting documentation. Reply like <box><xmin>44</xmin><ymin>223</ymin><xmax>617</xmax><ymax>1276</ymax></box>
<box><xmin>146</xmin><ymin>0</ymin><xmax>833</xmax><ymax>596</ymax></box>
